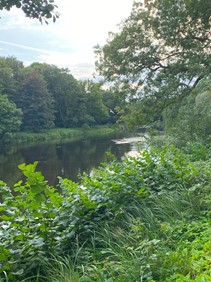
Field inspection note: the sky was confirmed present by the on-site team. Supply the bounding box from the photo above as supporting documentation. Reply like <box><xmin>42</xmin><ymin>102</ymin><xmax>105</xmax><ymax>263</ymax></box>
<box><xmin>0</xmin><ymin>0</ymin><xmax>134</xmax><ymax>80</ymax></box>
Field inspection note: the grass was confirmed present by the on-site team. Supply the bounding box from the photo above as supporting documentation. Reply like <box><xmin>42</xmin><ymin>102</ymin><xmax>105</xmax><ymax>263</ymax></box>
<box><xmin>14</xmin><ymin>184</ymin><xmax>210</xmax><ymax>282</ymax></box>
<box><xmin>1</xmin><ymin>145</ymin><xmax>210</xmax><ymax>282</ymax></box>
<box><xmin>8</xmin><ymin>126</ymin><xmax>119</xmax><ymax>146</ymax></box>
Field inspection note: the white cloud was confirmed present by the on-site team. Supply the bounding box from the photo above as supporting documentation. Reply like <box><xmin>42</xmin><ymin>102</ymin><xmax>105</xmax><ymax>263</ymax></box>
<box><xmin>0</xmin><ymin>40</ymin><xmax>52</xmax><ymax>54</ymax></box>
<box><xmin>0</xmin><ymin>0</ymin><xmax>134</xmax><ymax>79</ymax></box>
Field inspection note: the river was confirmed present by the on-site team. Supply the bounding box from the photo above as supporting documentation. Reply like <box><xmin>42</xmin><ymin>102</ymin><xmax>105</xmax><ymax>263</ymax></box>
<box><xmin>0</xmin><ymin>132</ymin><xmax>146</xmax><ymax>186</ymax></box>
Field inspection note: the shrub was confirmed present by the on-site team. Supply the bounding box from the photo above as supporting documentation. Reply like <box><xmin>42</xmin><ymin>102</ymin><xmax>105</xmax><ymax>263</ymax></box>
<box><xmin>0</xmin><ymin>146</ymin><xmax>210</xmax><ymax>281</ymax></box>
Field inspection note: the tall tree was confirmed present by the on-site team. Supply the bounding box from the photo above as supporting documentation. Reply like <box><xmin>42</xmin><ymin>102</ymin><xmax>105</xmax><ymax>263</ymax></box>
<box><xmin>0</xmin><ymin>57</ymin><xmax>23</xmax><ymax>97</ymax></box>
<box><xmin>0</xmin><ymin>0</ymin><xmax>59</xmax><ymax>23</ymax></box>
<box><xmin>82</xmin><ymin>81</ymin><xmax>109</xmax><ymax>125</ymax></box>
<box><xmin>30</xmin><ymin>63</ymin><xmax>85</xmax><ymax>128</ymax></box>
<box><xmin>164</xmin><ymin>77</ymin><xmax>211</xmax><ymax>144</ymax></box>
<box><xmin>0</xmin><ymin>93</ymin><xmax>23</xmax><ymax>137</ymax></box>
<box><xmin>16</xmin><ymin>69</ymin><xmax>55</xmax><ymax>131</ymax></box>
<box><xmin>95</xmin><ymin>0</ymin><xmax>211</xmax><ymax>127</ymax></box>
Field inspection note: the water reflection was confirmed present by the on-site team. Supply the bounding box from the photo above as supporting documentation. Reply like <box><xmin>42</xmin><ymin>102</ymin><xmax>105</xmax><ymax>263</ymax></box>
<box><xmin>0</xmin><ymin>134</ymin><xmax>138</xmax><ymax>186</ymax></box>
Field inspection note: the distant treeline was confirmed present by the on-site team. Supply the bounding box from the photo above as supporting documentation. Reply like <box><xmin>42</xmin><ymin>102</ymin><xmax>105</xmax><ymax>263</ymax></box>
<box><xmin>0</xmin><ymin>56</ymin><xmax>122</xmax><ymax>137</ymax></box>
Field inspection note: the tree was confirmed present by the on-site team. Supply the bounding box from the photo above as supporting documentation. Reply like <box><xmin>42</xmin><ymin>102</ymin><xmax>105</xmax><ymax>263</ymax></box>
<box><xmin>0</xmin><ymin>0</ymin><xmax>59</xmax><ymax>23</ymax></box>
<box><xmin>164</xmin><ymin>77</ymin><xmax>211</xmax><ymax>144</ymax></box>
<box><xmin>82</xmin><ymin>81</ymin><xmax>109</xmax><ymax>125</ymax></box>
<box><xmin>30</xmin><ymin>64</ymin><xmax>111</xmax><ymax>127</ymax></box>
<box><xmin>30</xmin><ymin>63</ymin><xmax>85</xmax><ymax>128</ymax></box>
<box><xmin>95</xmin><ymin>0</ymin><xmax>211</xmax><ymax>127</ymax></box>
<box><xmin>0</xmin><ymin>56</ymin><xmax>24</xmax><ymax>97</ymax></box>
<box><xmin>15</xmin><ymin>69</ymin><xmax>55</xmax><ymax>131</ymax></box>
<box><xmin>0</xmin><ymin>93</ymin><xmax>23</xmax><ymax>137</ymax></box>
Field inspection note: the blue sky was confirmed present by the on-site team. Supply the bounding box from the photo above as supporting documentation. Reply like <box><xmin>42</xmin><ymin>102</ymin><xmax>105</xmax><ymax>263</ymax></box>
<box><xmin>0</xmin><ymin>0</ymin><xmax>134</xmax><ymax>79</ymax></box>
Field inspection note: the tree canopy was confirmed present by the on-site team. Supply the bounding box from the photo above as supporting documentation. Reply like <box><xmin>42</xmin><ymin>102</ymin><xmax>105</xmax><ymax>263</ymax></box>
<box><xmin>164</xmin><ymin>76</ymin><xmax>211</xmax><ymax>144</ymax></box>
<box><xmin>0</xmin><ymin>0</ymin><xmax>59</xmax><ymax>23</ymax></box>
<box><xmin>14</xmin><ymin>68</ymin><xmax>55</xmax><ymax>131</ymax></box>
<box><xmin>0</xmin><ymin>57</ymin><xmax>118</xmax><ymax>136</ymax></box>
<box><xmin>95</xmin><ymin>0</ymin><xmax>211</xmax><ymax>125</ymax></box>
<box><xmin>0</xmin><ymin>93</ymin><xmax>23</xmax><ymax>137</ymax></box>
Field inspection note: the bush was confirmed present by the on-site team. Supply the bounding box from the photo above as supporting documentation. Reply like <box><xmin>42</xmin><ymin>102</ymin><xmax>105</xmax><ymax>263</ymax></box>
<box><xmin>0</xmin><ymin>146</ymin><xmax>210</xmax><ymax>281</ymax></box>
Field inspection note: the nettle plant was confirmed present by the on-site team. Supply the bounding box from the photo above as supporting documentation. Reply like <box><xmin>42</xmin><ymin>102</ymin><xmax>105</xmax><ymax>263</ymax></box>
<box><xmin>0</xmin><ymin>162</ymin><xmax>105</xmax><ymax>280</ymax></box>
<box><xmin>0</xmin><ymin>162</ymin><xmax>62</xmax><ymax>278</ymax></box>
<box><xmin>0</xmin><ymin>146</ymin><xmax>203</xmax><ymax>280</ymax></box>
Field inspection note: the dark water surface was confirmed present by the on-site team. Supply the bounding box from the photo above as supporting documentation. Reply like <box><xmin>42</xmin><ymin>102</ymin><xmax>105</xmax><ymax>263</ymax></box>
<box><xmin>0</xmin><ymin>133</ymin><xmax>144</xmax><ymax>186</ymax></box>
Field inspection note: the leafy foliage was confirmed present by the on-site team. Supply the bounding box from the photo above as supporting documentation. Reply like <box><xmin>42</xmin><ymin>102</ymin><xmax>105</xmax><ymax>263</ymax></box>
<box><xmin>164</xmin><ymin>77</ymin><xmax>211</xmax><ymax>145</ymax></box>
<box><xmin>0</xmin><ymin>93</ymin><xmax>23</xmax><ymax>138</ymax></box>
<box><xmin>95</xmin><ymin>0</ymin><xmax>211</xmax><ymax>127</ymax></box>
<box><xmin>15</xmin><ymin>69</ymin><xmax>55</xmax><ymax>131</ymax></box>
<box><xmin>0</xmin><ymin>0</ymin><xmax>59</xmax><ymax>23</ymax></box>
<box><xmin>0</xmin><ymin>146</ymin><xmax>210</xmax><ymax>281</ymax></box>
<box><xmin>29</xmin><ymin>63</ymin><xmax>85</xmax><ymax>128</ymax></box>
<box><xmin>82</xmin><ymin>81</ymin><xmax>109</xmax><ymax>125</ymax></box>
<box><xmin>0</xmin><ymin>58</ymin><xmax>116</xmax><ymax>136</ymax></box>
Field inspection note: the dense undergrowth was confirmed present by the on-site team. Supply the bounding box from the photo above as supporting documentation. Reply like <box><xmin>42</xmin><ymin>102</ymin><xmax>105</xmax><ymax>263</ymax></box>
<box><xmin>0</xmin><ymin>144</ymin><xmax>210</xmax><ymax>281</ymax></box>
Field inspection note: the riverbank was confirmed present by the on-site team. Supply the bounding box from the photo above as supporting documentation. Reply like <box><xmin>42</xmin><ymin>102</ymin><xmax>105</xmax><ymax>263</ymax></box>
<box><xmin>0</xmin><ymin>145</ymin><xmax>210</xmax><ymax>281</ymax></box>
<box><xmin>6</xmin><ymin>125</ymin><xmax>122</xmax><ymax>146</ymax></box>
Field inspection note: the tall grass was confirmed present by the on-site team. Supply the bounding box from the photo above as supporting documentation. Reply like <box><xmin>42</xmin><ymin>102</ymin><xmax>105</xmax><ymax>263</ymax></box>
<box><xmin>10</xmin><ymin>126</ymin><xmax>118</xmax><ymax>146</ymax></box>
<box><xmin>1</xmin><ymin>145</ymin><xmax>210</xmax><ymax>282</ymax></box>
<box><xmin>27</xmin><ymin>185</ymin><xmax>210</xmax><ymax>282</ymax></box>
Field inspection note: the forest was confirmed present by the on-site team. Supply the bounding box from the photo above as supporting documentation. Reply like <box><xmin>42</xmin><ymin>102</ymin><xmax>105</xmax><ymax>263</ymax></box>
<box><xmin>0</xmin><ymin>54</ymin><xmax>210</xmax><ymax>145</ymax></box>
<box><xmin>0</xmin><ymin>0</ymin><xmax>210</xmax><ymax>281</ymax></box>
<box><xmin>0</xmin><ymin>57</ymin><xmax>123</xmax><ymax>139</ymax></box>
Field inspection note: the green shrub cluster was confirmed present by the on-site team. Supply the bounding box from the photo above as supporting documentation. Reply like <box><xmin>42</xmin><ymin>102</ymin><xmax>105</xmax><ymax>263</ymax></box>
<box><xmin>0</xmin><ymin>146</ymin><xmax>210</xmax><ymax>281</ymax></box>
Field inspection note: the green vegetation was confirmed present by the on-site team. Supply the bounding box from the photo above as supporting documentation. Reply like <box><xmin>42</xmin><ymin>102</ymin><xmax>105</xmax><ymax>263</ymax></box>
<box><xmin>15</xmin><ymin>69</ymin><xmax>55</xmax><ymax>132</ymax></box>
<box><xmin>0</xmin><ymin>1</ymin><xmax>210</xmax><ymax>281</ymax></box>
<box><xmin>164</xmin><ymin>77</ymin><xmax>211</xmax><ymax>146</ymax></box>
<box><xmin>0</xmin><ymin>94</ymin><xmax>23</xmax><ymax>138</ymax></box>
<box><xmin>95</xmin><ymin>0</ymin><xmax>211</xmax><ymax>143</ymax></box>
<box><xmin>0</xmin><ymin>57</ymin><xmax>120</xmax><ymax>141</ymax></box>
<box><xmin>0</xmin><ymin>0</ymin><xmax>59</xmax><ymax>23</ymax></box>
<box><xmin>0</xmin><ymin>145</ymin><xmax>210</xmax><ymax>281</ymax></box>
<box><xmin>8</xmin><ymin>126</ymin><xmax>118</xmax><ymax>145</ymax></box>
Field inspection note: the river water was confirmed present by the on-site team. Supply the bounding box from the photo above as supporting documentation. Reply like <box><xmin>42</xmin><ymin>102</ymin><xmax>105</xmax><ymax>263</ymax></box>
<box><xmin>0</xmin><ymin>132</ymin><xmax>146</xmax><ymax>186</ymax></box>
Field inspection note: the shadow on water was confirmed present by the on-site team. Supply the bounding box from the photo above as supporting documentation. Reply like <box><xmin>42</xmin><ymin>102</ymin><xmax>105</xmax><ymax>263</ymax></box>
<box><xmin>0</xmin><ymin>132</ymin><xmax>146</xmax><ymax>186</ymax></box>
